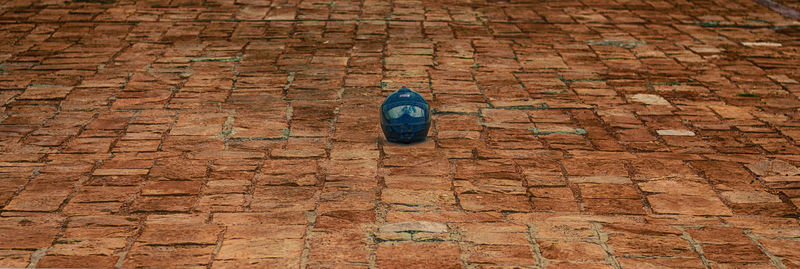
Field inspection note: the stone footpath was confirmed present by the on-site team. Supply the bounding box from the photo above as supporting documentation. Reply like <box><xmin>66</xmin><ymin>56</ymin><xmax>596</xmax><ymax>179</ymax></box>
<box><xmin>1</xmin><ymin>0</ymin><xmax>800</xmax><ymax>268</ymax></box>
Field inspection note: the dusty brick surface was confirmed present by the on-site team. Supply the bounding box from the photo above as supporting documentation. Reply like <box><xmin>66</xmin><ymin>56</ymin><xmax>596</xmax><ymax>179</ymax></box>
<box><xmin>1</xmin><ymin>0</ymin><xmax>800</xmax><ymax>268</ymax></box>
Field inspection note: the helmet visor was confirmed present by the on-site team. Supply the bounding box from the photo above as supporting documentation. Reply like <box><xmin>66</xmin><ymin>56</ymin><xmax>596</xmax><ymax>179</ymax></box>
<box><xmin>385</xmin><ymin>105</ymin><xmax>425</xmax><ymax>120</ymax></box>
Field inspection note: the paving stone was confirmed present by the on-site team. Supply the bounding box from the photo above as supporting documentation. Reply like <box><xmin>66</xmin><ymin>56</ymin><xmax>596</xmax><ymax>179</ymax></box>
<box><xmin>211</xmin><ymin>258</ymin><xmax>299</xmax><ymax>268</ymax></box>
<box><xmin>131</xmin><ymin>196</ymin><xmax>197</xmax><ymax>213</ymax></box>
<box><xmin>315</xmin><ymin>211</ymin><xmax>375</xmax><ymax>230</ymax></box>
<box><xmin>547</xmin><ymin>261</ymin><xmax>614</xmax><ymax>269</ymax></box>
<box><xmin>458</xmin><ymin>193</ymin><xmax>531</xmax><ymax>212</ymax></box>
<box><xmin>537</xmin><ymin>240</ymin><xmax>607</xmax><ymax>262</ymax></box>
<box><xmin>380</xmin><ymin>221</ymin><xmax>448</xmax><ymax>234</ymax></box>
<box><xmin>270</xmin><ymin>148</ymin><xmax>326</xmax><ymax>158</ymax></box>
<box><xmin>583</xmin><ymin>198</ymin><xmax>646</xmax><ymax>215</ymax></box>
<box><xmin>37</xmin><ymin>255</ymin><xmax>118</xmax><ymax>268</ymax></box>
<box><xmin>454</xmin><ymin>176</ymin><xmax>526</xmax><ymax>195</ymax></box>
<box><xmin>602</xmin><ymin>223</ymin><xmax>683</xmax><ymax>236</ymax></box>
<box><xmin>224</xmin><ymin>225</ymin><xmax>306</xmax><ymax>240</ymax></box>
<box><xmin>17</xmin><ymin>85</ymin><xmax>73</xmax><ymax>100</ymax></box>
<box><xmin>0</xmin><ymin>216</ymin><xmax>63</xmax><ymax>249</ymax></box>
<box><xmin>47</xmin><ymin>237</ymin><xmax>127</xmax><ymax>256</ymax></box>
<box><xmin>607</xmin><ymin>233</ymin><xmax>694</xmax><ymax>257</ymax></box>
<box><xmin>638</xmin><ymin>180</ymin><xmax>716</xmax><ymax>196</ymax></box>
<box><xmin>564</xmin><ymin>159</ymin><xmax>628</xmax><ymax>177</ymax></box>
<box><xmin>746</xmin><ymin>159</ymin><xmax>800</xmax><ymax>176</ymax></box>
<box><xmin>383</xmin><ymin>175</ymin><xmax>450</xmax><ymax>190</ymax></box>
<box><xmin>149</xmin><ymin>159</ymin><xmax>207</xmax><ymax>180</ymax></box>
<box><xmin>377</xmin><ymin>242</ymin><xmax>461</xmax><ymax>268</ymax></box>
<box><xmin>381</xmin><ymin>189</ymin><xmax>457</xmax><ymax>210</ymax></box>
<box><xmin>465</xmin><ymin>244</ymin><xmax>537</xmax><ymax>265</ymax></box>
<box><xmin>170</xmin><ymin>113</ymin><xmax>227</xmax><ymax>136</ymax></box>
<box><xmin>196</xmin><ymin>194</ymin><xmax>246</xmax><ymax>212</ymax></box>
<box><xmin>217</xmin><ymin>238</ymin><xmax>304</xmax><ymax>260</ymax></box>
<box><xmin>0</xmin><ymin>250</ymin><xmax>31</xmax><ymax>268</ymax></box>
<box><xmin>92</xmin><ymin>168</ymin><xmax>149</xmax><ymax>176</ymax></box>
<box><xmin>124</xmin><ymin>244</ymin><xmax>215</xmax><ymax>268</ymax></box>
<box><xmin>85</xmin><ymin>112</ymin><xmax>135</xmax><ymax>130</ymax></box>
<box><xmin>137</xmin><ymin>224</ymin><xmax>222</xmax><ymax>245</ymax></box>
<box><xmin>141</xmin><ymin>181</ymin><xmax>203</xmax><ymax>196</ymax></box>
<box><xmin>250</xmin><ymin>186</ymin><xmax>317</xmax><ymax>212</ymax></box>
<box><xmin>723</xmin><ymin>216</ymin><xmax>800</xmax><ymax>238</ymax></box>
<box><xmin>569</xmin><ymin>176</ymin><xmax>631</xmax><ymax>184</ymax></box>
<box><xmin>385</xmin><ymin>211</ymin><xmax>503</xmax><ymax>224</ymax></box>
<box><xmin>702</xmin><ymin>243</ymin><xmax>770</xmax><ymax>263</ymax></box>
<box><xmin>617</xmin><ymin>257</ymin><xmax>705</xmax><ymax>268</ymax></box>
<box><xmin>462</xmin><ymin>229</ymin><xmax>527</xmax><ymax>245</ymax></box>
<box><xmin>460</xmin><ymin>223</ymin><xmax>529</xmax><ymax>245</ymax></box>
<box><xmin>529</xmin><ymin>187</ymin><xmax>574</xmax><ymax>200</ymax></box>
<box><xmin>629</xmin><ymin>94</ymin><xmax>670</xmax><ymax>105</ymax></box>
<box><xmin>204</xmin><ymin>180</ymin><xmax>250</xmax><ymax>194</ymax></box>
<box><xmin>532</xmin><ymin>219</ymin><xmax>594</xmax><ymax>240</ymax></box>
<box><xmin>4</xmin><ymin>183</ymin><xmax>72</xmax><ymax>212</ymax></box>
<box><xmin>742</xmin><ymin>42</ymin><xmax>782</xmax><ymax>47</ymax></box>
<box><xmin>647</xmin><ymin>193</ymin><xmax>732</xmax><ymax>216</ymax></box>
<box><xmin>657</xmin><ymin>129</ymin><xmax>696</xmax><ymax>136</ymax></box>
<box><xmin>63</xmin><ymin>138</ymin><xmax>115</xmax><ymax>153</ymax></box>
<box><xmin>758</xmin><ymin>238</ymin><xmax>800</xmax><ymax>259</ymax></box>
<box><xmin>212</xmin><ymin>212</ymin><xmax>307</xmax><ymax>226</ymax></box>
<box><xmin>307</xmin><ymin>231</ymin><xmax>370</xmax><ymax>264</ymax></box>
<box><xmin>720</xmin><ymin>191</ymin><xmax>782</xmax><ymax>203</ymax></box>
<box><xmin>230</xmin><ymin>119</ymin><xmax>287</xmax><ymax>139</ymax></box>
<box><xmin>685</xmin><ymin>227</ymin><xmax>752</xmax><ymax>244</ymax></box>
<box><xmin>579</xmin><ymin>183</ymin><xmax>641</xmax><ymax>199</ymax></box>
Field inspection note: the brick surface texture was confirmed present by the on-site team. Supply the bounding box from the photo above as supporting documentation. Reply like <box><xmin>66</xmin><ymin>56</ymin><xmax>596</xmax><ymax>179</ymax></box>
<box><xmin>1</xmin><ymin>0</ymin><xmax>800</xmax><ymax>268</ymax></box>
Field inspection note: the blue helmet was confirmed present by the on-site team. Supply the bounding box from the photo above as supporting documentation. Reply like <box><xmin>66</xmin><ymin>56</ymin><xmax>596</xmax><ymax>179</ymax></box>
<box><xmin>381</xmin><ymin>87</ymin><xmax>431</xmax><ymax>143</ymax></box>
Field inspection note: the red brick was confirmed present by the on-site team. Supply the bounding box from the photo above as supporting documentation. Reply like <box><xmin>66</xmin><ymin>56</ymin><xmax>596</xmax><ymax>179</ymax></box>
<box><xmin>315</xmin><ymin>211</ymin><xmax>375</xmax><ymax>230</ymax></box>
<box><xmin>465</xmin><ymin>244</ymin><xmax>537</xmax><ymax>265</ymax></box>
<box><xmin>131</xmin><ymin>196</ymin><xmax>197</xmax><ymax>213</ymax></box>
<box><xmin>308</xmin><ymin>231</ymin><xmax>369</xmax><ymax>263</ymax></box>
<box><xmin>123</xmin><ymin>245</ymin><xmax>215</xmax><ymax>268</ymax></box>
<box><xmin>141</xmin><ymin>181</ymin><xmax>203</xmax><ymax>196</ymax></box>
<box><xmin>758</xmin><ymin>238</ymin><xmax>800</xmax><ymax>259</ymax></box>
<box><xmin>0</xmin><ymin>250</ymin><xmax>32</xmax><ymax>268</ymax></box>
<box><xmin>582</xmin><ymin>198</ymin><xmax>645</xmax><ymax>215</ymax></box>
<box><xmin>617</xmin><ymin>257</ymin><xmax>705</xmax><ymax>268</ymax></box>
<box><xmin>0</xmin><ymin>217</ymin><xmax>62</xmax><ymax>249</ymax></box>
<box><xmin>685</xmin><ymin>227</ymin><xmax>752</xmax><ymax>244</ymax></box>
<box><xmin>138</xmin><ymin>224</ymin><xmax>222</xmax><ymax>245</ymax></box>
<box><xmin>537</xmin><ymin>240</ymin><xmax>607</xmax><ymax>261</ymax></box>
<box><xmin>702</xmin><ymin>244</ymin><xmax>770</xmax><ymax>263</ymax></box>
<box><xmin>459</xmin><ymin>193</ymin><xmax>532</xmax><ymax>212</ymax></box>
<box><xmin>377</xmin><ymin>242</ymin><xmax>461</xmax><ymax>267</ymax></box>
<box><xmin>216</xmin><ymin>238</ymin><xmax>304</xmax><ymax>259</ymax></box>
<box><xmin>37</xmin><ymin>255</ymin><xmax>117</xmax><ymax>268</ymax></box>
<box><xmin>608</xmin><ymin>233</ymin><xmax>694</xmax><ymax>257</ymax></box>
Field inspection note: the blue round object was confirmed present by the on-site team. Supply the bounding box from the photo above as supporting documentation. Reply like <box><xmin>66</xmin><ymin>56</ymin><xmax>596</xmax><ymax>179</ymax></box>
<box><xmin>380</xmin><ymin>87</ymin><xmax>431</xmax><ymax>143</ymax></box>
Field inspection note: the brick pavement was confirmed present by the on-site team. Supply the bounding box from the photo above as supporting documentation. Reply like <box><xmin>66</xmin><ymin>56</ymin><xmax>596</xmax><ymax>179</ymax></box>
<box><xmin>1</xmin><ymin>0</ymin><xmax>800</xmax><ymax>268</ymax></box>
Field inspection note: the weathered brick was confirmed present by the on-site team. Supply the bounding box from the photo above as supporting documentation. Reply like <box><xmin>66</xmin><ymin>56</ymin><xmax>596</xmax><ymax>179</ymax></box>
<box><xmin>124</xmin><ymin>244</ymin><xmax>215</xmax><ymax>268</ymax></box>
<box><xmin>141</xmin><ymin>181</ymin><xmax>203</xmax><ymax>196</ymax></box>
<box><xmin>3</xmin><ymin>0</ymin><xmax>800</xmax><ymax>264</ymax></box>
<box><xmin>38</xmin><ymin>255</ymin><xmax>117</xmax><ymax>268</ymax></box>
<box><xmin>377</xmin><ymin>242</ymin><xmax>461</xmax><ymax>268</ymax></box>
<box><xmin>537</xmin><ymin>240</ymin><xmax>607</xmax><ymax>261</ymax></box>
